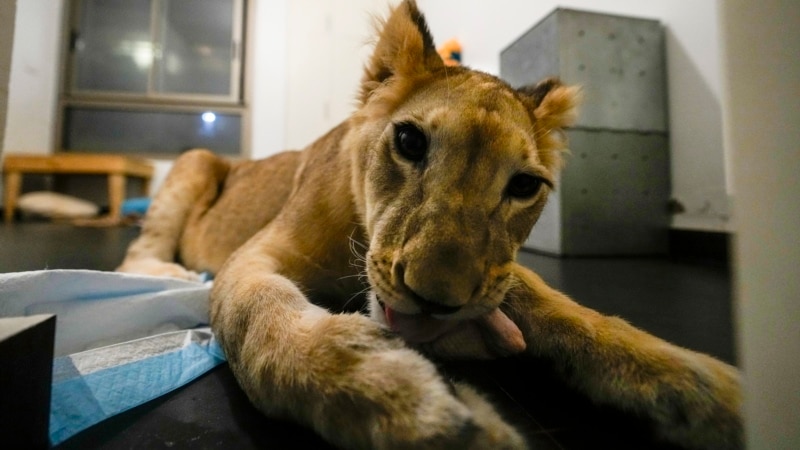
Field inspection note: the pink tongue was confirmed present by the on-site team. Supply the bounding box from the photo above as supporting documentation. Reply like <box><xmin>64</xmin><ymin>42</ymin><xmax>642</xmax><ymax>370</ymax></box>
<box><xmin>384</xmin><ymin>307</ymin><xmax>459</xmax><ymax>344</ymax></box>
<box><xmin>384</xmin><ymin>305</ymin><xmax>527</xmax><ymax>359</ymax></box>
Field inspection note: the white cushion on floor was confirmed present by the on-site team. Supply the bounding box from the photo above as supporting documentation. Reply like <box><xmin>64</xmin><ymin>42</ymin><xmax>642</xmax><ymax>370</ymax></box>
<box><xmin>17</xmin><ymin>191</ymin><xmax>100</xmax><ymax>219</ymax></box>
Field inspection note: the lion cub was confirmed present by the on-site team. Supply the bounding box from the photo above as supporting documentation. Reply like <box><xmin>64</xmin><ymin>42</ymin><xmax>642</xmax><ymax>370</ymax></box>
<box><xmin>119</xmin><ymin>1</ymin><xmax>741</xmax><ymax>448</ymax></box>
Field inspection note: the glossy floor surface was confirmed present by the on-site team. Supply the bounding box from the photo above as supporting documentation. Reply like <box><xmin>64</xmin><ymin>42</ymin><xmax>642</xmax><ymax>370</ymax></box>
<box><xmin>0</xmin><ymin>222</ymin><xmax>735</xmax><ymax>449</ymax></box>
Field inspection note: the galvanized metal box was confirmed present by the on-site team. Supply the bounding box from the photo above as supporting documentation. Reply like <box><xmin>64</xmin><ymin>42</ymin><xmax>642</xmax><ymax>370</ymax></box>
<box><xmin>501</xmin><ymin>8</ymin><xmax>670</xmax><ymax>255</ymax></box>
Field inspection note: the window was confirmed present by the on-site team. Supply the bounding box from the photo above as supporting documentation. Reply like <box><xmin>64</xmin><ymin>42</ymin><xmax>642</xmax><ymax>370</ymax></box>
<box><xmin>59</xmin><ymin>0</ymin><xmax>246</xmax><ymax>156</ymax></box>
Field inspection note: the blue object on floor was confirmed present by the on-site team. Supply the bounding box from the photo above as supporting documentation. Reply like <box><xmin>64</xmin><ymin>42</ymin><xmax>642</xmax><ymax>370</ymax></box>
<box><xmin>121</xmin><ymin>197</ymin><xmax>151</xmax><ymax>216</ymax></box>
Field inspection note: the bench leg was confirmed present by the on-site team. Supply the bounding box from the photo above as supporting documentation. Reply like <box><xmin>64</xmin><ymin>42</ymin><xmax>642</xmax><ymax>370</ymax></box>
<box><xmin>4</xmin><ymin>171</ymin><xmax>22</xmax><ymax>223</ymax></box>
<box><xmin>108</xmin><ymin>174</ymin><xmax>126</xmax><ymax>218</ymax></box>
<box><xmin>141</xmin><ymin>177</ymin><xmax>152</xmax><ymax>197</ymax></box>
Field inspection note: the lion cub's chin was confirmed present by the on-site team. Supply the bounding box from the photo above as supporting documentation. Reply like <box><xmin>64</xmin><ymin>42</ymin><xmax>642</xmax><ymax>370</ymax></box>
<box><xmin>368</xmin><ymin>293</ymin><xmax>526</xmax><ymax>359</ymax></box>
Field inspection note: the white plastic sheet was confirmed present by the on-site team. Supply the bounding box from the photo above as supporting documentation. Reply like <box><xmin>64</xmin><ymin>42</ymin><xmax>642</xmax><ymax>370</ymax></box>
<box><xmin>0</xmin><ymin>270</ymin><xmax>226</xmax><ymax>445</ymax></box>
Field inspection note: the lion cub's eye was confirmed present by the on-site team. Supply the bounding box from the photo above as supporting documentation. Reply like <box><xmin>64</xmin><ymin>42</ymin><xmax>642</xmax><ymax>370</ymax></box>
<box><xmin>506</xmin><ymin>173</ymin><xmax>544</xmax><ymax>199</ymax></box>
<box><xmin>394</xmin><ymin>123</ymin><xmax>428</xmax><ymax>163</ymax></box>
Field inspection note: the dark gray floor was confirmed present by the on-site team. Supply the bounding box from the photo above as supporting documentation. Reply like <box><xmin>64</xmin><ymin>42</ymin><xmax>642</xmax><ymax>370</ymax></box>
<box><xmin>0</xmin><ymin>222</ymin><xmax>735</xmax><ymax>449</ymax></box>
<box><xmin>0</xmin><ymin>221</ymin><xmax>139</xmax><ymax>273</ymax></box>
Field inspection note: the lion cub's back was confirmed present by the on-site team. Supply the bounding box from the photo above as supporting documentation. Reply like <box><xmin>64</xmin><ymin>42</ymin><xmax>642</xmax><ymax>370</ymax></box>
<box><xmin>180</xmin><ymin>150</ymin><xmax>302</xmax><ymax>272</ymax></box>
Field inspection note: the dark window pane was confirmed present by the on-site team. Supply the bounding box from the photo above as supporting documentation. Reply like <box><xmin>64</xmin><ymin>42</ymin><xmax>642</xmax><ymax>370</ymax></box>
<box><xmin>74</xmin><ymin>0</ymin><xmax>153</xmax><ymax>93</ymax></box>
<box><xmin>156</xmin><ymin>0</ymin><xmax>235</xmax><ymax>96</ymax></box>
<box><xmin>63</xmin><ymin>107</ymin><xmax>241</xmax><ymax>155</ymax></box>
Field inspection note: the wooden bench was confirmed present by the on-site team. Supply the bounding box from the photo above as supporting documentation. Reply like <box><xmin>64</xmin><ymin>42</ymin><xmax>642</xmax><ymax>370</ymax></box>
<box><xmin>3</xmin><ymin>153</ymin><xmax>154</xmax><ymax>223</ymax></box>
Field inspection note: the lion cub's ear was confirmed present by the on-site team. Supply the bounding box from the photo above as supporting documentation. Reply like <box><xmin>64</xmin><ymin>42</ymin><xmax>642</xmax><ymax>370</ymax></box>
<box><xmin>518</xmin><ymin>78</ymin><xmax>582</xmax><ymax>170</ymax></box>
<box><xmin>359</xmin><ymin>0</ymin><xmax>445</xmax><ymax>104</ymax></box>
<box><xmin>518</xmin><ymin>78</ymin><xmax>581</xmax><ymax>132</ymax></box>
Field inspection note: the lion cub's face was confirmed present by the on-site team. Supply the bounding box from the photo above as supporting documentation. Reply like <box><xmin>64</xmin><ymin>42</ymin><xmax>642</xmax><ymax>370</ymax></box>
<box><xmin>362</xmin><ymin>73</ymin><xmax>552</xmax><ymax>319</ymax></box>
<box><xmin>347</xmin><ymin>1</ymin><xmax>577</xmax><ymax>344</ymax></box>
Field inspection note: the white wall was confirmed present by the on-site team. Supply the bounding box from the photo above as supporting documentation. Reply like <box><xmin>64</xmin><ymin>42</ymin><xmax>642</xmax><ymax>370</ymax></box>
<box><xmin>721</xmin><ymin>1</ymin><xmax>800</xmax><ymax>448</ymax></box>
<box><xmin>3</xmin><ymin>0</ymin><xmax>731</xmax><ymax>233</ymax></box>
<box><xmin>2</xmin><ymin>0</ymin><xmax>62</xmax><ymax>155</ymax></box>
<box><xmin>248</xmin><ymin>0</ymin><xmax>288</xmax><ymax>159</ymax></box>
<box><xmin>0</xmin><ymin>0</ymin><xmax>16</xmax><ymax>158</ymax></box>
<box><xmin>282</xmin><ymin>0</ymin><xmax>386</xmax><ymax>150</ymax></box>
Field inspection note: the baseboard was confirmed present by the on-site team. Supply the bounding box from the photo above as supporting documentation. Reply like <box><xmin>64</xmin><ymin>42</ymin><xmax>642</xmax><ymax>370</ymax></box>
<box><xmin>669</xmin><ymin>229</ymin><xmax>730</xmax><ymax>265</ymax></box>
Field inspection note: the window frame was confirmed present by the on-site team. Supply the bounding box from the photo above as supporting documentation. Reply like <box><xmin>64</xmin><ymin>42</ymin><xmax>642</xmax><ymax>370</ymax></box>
<box><xmin>56</xmin><ymin>0</ymin><xmax>250</xmax><ymax>158</ymax></box>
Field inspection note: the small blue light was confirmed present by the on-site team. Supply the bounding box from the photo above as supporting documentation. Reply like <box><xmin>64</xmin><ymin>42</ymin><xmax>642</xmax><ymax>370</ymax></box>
<box><xmin>201</xmin><ymin>112</ymin><xmax>216</xmax><ymax>123</ymax></box>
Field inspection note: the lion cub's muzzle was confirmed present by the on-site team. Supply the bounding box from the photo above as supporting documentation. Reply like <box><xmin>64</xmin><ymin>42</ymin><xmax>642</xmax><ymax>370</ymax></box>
<box><xmin>366</xmin><ymin>238</ymin><xmax>522</xmax><ymax>356</ymax></box>
<box><xmin>393</xmin><ymin>238</ymin><xmax>484</xmax><ymax>315</ymax></box>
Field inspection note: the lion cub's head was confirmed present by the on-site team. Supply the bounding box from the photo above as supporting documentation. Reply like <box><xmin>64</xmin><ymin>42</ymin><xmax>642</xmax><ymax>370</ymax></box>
<box><xmin>346</xmin><ymin>0</ymin><xmax>579</xmax><ymax>354</ymax></box>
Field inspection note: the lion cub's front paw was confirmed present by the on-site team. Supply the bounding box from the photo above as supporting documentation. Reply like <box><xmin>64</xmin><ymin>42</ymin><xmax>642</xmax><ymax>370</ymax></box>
<box><xmin>652</xmin><ymin>353</ymin><xmax>743</xmax><ymax>450</ymax></box>
<box><xmin>371</xmin><ymin>382</ymin><xmax>526</xmax><ymax>450</ymax></box>
<box><xmin>363</xmin><ymin>361</ymin><xmax>527</xmax><ymax>450</ymax></box>
<box><xmin>452</xmin><ymin>383</ymin><xmax>528</xmax><ymax>450</ymax></box>
<box><xmin>116</xmin><ymin>257</ymin><xmax>201</xmax><ymax>281</ymax></box>
<box><xmin>306</xmin><ymin>314</ymin><xmax>526</xmax><ymax>449</ymax></box>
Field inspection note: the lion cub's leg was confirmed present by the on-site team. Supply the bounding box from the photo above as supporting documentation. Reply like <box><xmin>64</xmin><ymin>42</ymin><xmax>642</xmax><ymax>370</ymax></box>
<box><xmin>210</xmin><ymin>240</ymin><xmax>526</xmax><ymax>450</ymax></box>
<box><xmin>117</xmin><ymin>149</ymin><xmax>230</xmax><ymax>281</ymax></box>
<box><xmin>506</xmin><ymin>264</ymin><xmax>742</xmax><ymax>450</ymax></box>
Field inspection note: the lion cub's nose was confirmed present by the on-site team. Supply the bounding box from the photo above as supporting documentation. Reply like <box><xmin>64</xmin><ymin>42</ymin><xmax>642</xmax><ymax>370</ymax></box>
<box><xmin>394</xmin><ymin>251</ymin><xmax>480</xmax><ymax>315</ymax></box>
<box><xmin>412</xmin><ymin>295</ymin><xmax>462</xmax><ymax>315</ymax></box>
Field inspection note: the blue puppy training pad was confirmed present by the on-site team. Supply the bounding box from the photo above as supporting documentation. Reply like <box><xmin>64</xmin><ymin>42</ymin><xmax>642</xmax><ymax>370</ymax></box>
<box><xmin>50</xmin><ymin>328</ymin><xmax>226</xmax><ymax>445</ymax></box>
<box><xmin>0</xmin><ymin>269</ymin><xmax>226</xmax><ymax>445</ymax></box>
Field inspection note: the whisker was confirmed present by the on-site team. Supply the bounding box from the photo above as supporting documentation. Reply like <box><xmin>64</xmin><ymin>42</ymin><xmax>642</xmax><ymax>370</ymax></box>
<box><xmin>348</xmin><ymin>229</ymin><xmax>369</xmax><ymax>250</ymax></box>
<box><xmin>349</xmin><ymin>239</ymin><xmax>368</xmax><ymax>252</ymax></box>
<box><xmin>338</xmin><ymin>273</ymin><xmax>365</xmax><ymax>281</ymax></box>
<box><xmin>341</xmin><ymin>284</ymin><xmax>373</xmax><ymax>312</ymax></box>
<box><xmin>532</xmin><ymin>125</ymin><xmax>553</xmax><ymax>141</ymax></box>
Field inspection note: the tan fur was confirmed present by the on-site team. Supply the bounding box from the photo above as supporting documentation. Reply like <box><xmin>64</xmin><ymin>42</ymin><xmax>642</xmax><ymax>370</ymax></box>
<box><xmin>118</xmin><ymin>1</ymin><xmax>741</xmax><ymax>448</ymax></box>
